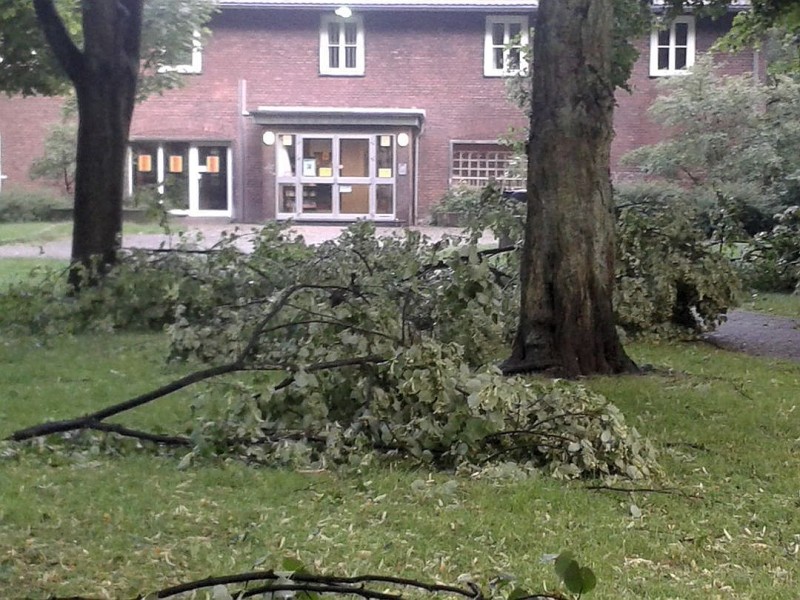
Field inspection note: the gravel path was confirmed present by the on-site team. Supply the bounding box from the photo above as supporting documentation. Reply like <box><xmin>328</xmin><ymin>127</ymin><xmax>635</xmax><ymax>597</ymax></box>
<box><xmin>3</xmin><ymin>222</ymin><xmax>798</xmax><ymax>362</ymax></box>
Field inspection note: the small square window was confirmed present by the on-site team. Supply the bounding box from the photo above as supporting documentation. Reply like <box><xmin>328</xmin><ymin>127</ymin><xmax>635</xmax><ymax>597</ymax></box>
<box><xmin>484</xmin><ymin>16</ymin><xmax>530</xmax><ymax>77</ymax></box>
<box><xmin>320</xmin><ymin>15</ymin><xmax>364</xmax><ymax>76</ymax></box>
<box><xmin>649</xmin><ymin>16</ymin><xmax>695</xmax><ymax>77</ymax></box>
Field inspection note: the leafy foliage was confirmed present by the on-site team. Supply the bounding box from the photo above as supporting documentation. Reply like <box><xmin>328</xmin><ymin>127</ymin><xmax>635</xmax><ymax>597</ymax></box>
<box><xmin>1</xmin><ymin>223</ymin><xmax>658</xmax><ymax>479</ymax></box>
<box><xmin>430</xmin><ymin>183</ymin><xmax>526</xmax><ymax>246</ymax></box>
<box><xmin>29</xmin><ymin>117</ymin><xmax>77</xmax><ymax>194</ymax></box>
<box><xmin>0</xmin><ymin>189</ymin><xmax>70</xmax><ymax>223</ymax></box>
<box><xmin>0</xmin><ymin>0</ymin><xmax>217</xmax><ymax>98</ymax></box>
<box><xmin>614</xmin><ymin>183</ymin><xmax>741</xmax><ymax>333</ymax></box>
<box><xmin>554</xmin><ymin>552</ymin><xmax>597</xmax><ymax>596</ymax></box>
<box><xmin>739</xmin><ymin>205</ymin><xmax>800</xmax><ymax>292</ymax></box>
<box><xmin>622</xmin><ymin>57</ymin><xmax>800</xmax><ymax>217</ymax></box>
<box><xmin>431</xmin><ymin>182</ymin><xmax>740</xmax><ymax>334</ymax></box>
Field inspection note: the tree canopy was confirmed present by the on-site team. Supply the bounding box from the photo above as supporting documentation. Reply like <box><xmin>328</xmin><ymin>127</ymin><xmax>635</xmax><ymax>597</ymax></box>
<box><xmin>0</xmin><ymin>0</ymin><xmax>216</xmax><ymax>98</ymax></box>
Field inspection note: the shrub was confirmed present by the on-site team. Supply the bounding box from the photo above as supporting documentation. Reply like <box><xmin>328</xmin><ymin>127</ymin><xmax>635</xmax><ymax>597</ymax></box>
<box><xmin>738</xmin><ymin>205</ymin><xmax>800</xmax><ymax>292</ymax></box>
<box><xmin>0</xmin><ymin>189</ymin><xmax>71</xmax><ymax>223</ymax></box>
<box><xmin>429</xmin><ymin>182</ymin><xmax>526</xmax><ymax>245</ymax></box>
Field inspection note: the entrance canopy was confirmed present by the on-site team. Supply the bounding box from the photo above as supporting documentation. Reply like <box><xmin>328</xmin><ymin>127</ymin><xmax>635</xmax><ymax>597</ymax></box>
<box><xmin>250</xmin><ymin>106</ymin><xmax>426</xmax><ymax>129</ymax></box>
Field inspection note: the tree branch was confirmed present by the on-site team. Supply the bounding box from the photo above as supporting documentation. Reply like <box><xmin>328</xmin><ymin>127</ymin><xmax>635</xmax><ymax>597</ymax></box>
<box><xmin>6</xmin><ymin>362</ymin><xmax>242</xmax><ymax>443</ymax></box>
<box><xmin>148</xmin><ymin>570</ymin><xmax>488</xmax><ymax>600</ymax></box>
<box><xmin>86</xmin><ymin>421</ymin><xmax>191</xmax><ymax>446</ymax></box>
<box><xmin>33</xmin><ymin>0</ymin><xmax>85</xmax><ymax>83</ymax></box>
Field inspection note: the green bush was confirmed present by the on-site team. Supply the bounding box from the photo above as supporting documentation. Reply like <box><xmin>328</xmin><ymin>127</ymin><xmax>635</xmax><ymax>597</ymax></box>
<box><xmin>0</xmin><ymin>189</ymin><xmax>71</xmax><ymax>223</ymax></box>
<box><xmin>430</xmin><ymin>182</ymin><xmax>525</xmax><ymax>244</ymax></box>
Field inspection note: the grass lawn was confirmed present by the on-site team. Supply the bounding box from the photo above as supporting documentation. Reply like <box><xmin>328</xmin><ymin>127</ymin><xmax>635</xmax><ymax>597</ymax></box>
<box><xmin>0</xmin><ymin>258</ymin><xmax>69</xmax><ymax>288</ymax></box>
<box><xmin>1</xmin><ymin>331</ymin><xmax>799</xmax><ymax>599</ymax></box>
<box><xmin>0</xmin><ymin>220</ymin><xmax>183</xmax><ymax>246</ymax></box>
<box><xmin>739</xmin><ymin>291</ymin><xmax>800</xmax><ymax>319</ymax></box>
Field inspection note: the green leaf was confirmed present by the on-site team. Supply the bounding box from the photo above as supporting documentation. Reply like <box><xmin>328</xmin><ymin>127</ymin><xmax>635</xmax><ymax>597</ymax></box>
<box><xmin>562</xmin><ymin>560</ymin><xmax>585</xmax><ymax>594</ymax></box>
<box><xmin>578</xmin><ymin>567</ymin><xmax>597</xmax><ymax>594</ymax></box>
<box><xmin>554</xmin><ymin>551</ymin><xmax>577</xmax><ymax>579</ymax></box>
<box><xmin>506</xmin><ymin>587</ymin><xmax>531</xmax><ymax>600</ymax></box>
<box><xmin>281</xmin><ymin>556</ymin><xmax>307</xmax><ymax>574</ymax></box>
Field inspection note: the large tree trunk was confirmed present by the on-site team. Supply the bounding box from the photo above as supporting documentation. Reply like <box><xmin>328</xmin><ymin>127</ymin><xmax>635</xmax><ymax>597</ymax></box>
<box><xmin>71</xmin><ymin>67</ymin><xmax>135</xmax><ymax>279</ymax></box>
<box><xmin>502</xmin><ymin>0</ymin><xmax>636</xmax><ymax>378</ymax></box>
<box><xmin>34</xmin><ymin>0</ymin><xmax>143</xmax><ymax>285</ymax></box>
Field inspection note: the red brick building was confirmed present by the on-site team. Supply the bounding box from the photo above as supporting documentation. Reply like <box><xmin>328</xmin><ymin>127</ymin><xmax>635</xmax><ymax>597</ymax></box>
<box><xmin>0</xmin><ymin>0</ymin><xmax>757</xmax><ymax>223</ymax></box>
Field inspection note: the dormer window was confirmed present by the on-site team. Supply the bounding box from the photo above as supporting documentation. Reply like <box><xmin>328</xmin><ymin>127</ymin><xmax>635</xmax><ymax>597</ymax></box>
<box><xmin>320</xmin><ymin>14</ymin><xmax>365</xmax><ymax>76</ymax></box>
<box><xmin>484</xmin><ymin>16</ymin><xmax>529</xmax><ymax>77</ymax></box>
<box><xmin>650</xmin><ymin>16</ymin><xmax>695</xmax><ymax>76</ymax></box>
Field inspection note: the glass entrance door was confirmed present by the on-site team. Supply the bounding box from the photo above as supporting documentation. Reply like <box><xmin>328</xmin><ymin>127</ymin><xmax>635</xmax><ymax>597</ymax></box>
<box><xmin>276</xmin><ymin>133</ymin><xmax>395</xmax><ymax>220</ymax></box>
<box><xmin>197</xmin><ymin>146</ymin><xmax>228</xmax><ymax>212</ymax></box>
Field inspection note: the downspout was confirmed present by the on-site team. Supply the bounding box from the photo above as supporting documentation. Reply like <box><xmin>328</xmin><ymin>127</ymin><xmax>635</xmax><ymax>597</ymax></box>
<box><xmin>752</xmin><ymin>47</ymin><xmax>761</xmax><ymax>83</ymax></box>
<box><xmin>413</xmin><ymin>118</ymin><xmax>425</xmax><ymax>225</ymax></box>
<box><xmin>237</xmin><ymin>78</ymin><xmax>249</xmax><ymax>222</ymax></box>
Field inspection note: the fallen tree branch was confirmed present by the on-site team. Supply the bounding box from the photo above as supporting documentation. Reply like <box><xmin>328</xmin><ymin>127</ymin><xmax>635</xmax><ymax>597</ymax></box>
<box><xmin>87</xmin><ymin>422</ymin><xmax>191</xmax><ymax>446</ymax></box>
<box><xmin>6</xmin><ymin>282</ymin><xmax>390</xmax><ymax>445</ymax></box>
<box><xmin>585</xmin><ymin>484</ymin><xmax>703</xmax><ymax>499</ymax></box>
<box><xmin>6</xmin><ymin>362</ymin><xmax>242</xmax><ymax>443</ymax></box>
<box><xmin>140</xmin><ymin>569</ymin><xmax>567</xmax><ymax>600</ymax></box>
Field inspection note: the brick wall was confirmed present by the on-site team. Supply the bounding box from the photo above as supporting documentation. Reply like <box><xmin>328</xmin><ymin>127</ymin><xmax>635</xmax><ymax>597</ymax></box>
<box><xmin>0</xmin><ymin>8</ymin><xmax>760</xmax><ymax>222</ymax></box>
<box><xmin>612</xmin><ymin>14</ymin><xmax>761</xmax><ymax>176</ymax></box>
<box><xmin>130</xmin><ymin>8</ymin><xmax>531</xmax><ymax>221</ymax></box>
<box><xmin>0</xmin><ymin>96</ymin><xmax>65</xmax><ymax>194</ymax></box>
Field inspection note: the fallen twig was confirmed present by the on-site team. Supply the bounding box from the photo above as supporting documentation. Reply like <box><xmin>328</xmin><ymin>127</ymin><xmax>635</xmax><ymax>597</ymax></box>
<box><xmin>585</xmin><ymin>484</ymin><xmax>703</xmax><ymax>499</ymax></box>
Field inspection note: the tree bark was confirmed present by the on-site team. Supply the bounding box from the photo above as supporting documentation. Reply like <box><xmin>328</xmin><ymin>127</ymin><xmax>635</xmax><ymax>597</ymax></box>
<box><xmin>503</xmin><ymin>0</ymin><xmax>636</xmax><ymax>378</ymax></box>
<box><xmin>34</xmin><ymin>0</ymin><xmax>143</xmax><ymax>284</ymax></box>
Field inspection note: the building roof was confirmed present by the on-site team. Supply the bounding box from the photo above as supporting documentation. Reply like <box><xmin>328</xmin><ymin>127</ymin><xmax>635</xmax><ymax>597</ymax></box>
<box><xmin>219</xmin><ymin>1</ymin><xmax>536</xmax><ymax>9</ymax></box>
<box><xmin>220</xmin><ymin>0</ymin><xmax>749</xmax><ymax>10</ymax></box>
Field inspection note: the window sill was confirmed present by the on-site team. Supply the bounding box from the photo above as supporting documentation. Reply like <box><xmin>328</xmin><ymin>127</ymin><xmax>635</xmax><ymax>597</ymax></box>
<box><xmin>649</xmin><ymin>69</ymin><xmax>693</xmax><ymax>77</ymax></box>
<box><xmin>319</xmin><ymin>71</ymin><xmax>366</xmax><ymax>77</ymax></box>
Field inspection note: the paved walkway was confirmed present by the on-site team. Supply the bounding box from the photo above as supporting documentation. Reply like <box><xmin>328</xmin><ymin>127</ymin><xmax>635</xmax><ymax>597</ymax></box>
<box><xmin>0</xmin><ymin>222</ymin><xmax>492</xmax><ymax>259</ymax></box>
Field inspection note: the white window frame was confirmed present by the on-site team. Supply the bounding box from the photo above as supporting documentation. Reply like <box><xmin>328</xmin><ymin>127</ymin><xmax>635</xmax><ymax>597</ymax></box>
<box><xmin>158</xmin><ymin>31</ymin><xmax>203</xmax><ymax>75</ymax></box>
<box><xmin>320</xmin><ymin>15</ymin><xmax>365</xmax><ymax>76</ymax></box>
<box><xmin>649</xmin><ymin>16</ymin><xmax>695</xmax><ymax>77</ymax></box>
<box><xmin>484</xmin><ymin>15</ymin><xmax>529</xmax><ymax>77</ymax></box>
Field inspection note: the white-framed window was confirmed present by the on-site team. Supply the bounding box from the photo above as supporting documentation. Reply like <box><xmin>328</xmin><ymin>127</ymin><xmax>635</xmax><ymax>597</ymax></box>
<box><xmin>450</xmin><ymin>142</ymin><xmax>524</xmax><ymax>188</ymax></box>
<box><xmin>158</xmin><ymin>31</ymin><xmax>203</xmax><ymax>74</ymax></box>
<box><xmin>484</xmin><ymin>15</ymin><xmax>529</xmax><ymax>77</ymax></box>
<box><xmin>650</xmin><ymin>16</ymin><xmax>695</xmax><ymax>76</ymax></box>
<box><xmin>320</xmin><ymin>15</ymin><xmax>365</xmax><ymax>76</ymax></box>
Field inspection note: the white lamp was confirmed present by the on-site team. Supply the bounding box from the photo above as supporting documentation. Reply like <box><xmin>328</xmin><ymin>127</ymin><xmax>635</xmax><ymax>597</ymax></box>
<box><xmin>334</xmin><ymin>6</ymin><xmax>352</xmax><ymax>18</ymax></box>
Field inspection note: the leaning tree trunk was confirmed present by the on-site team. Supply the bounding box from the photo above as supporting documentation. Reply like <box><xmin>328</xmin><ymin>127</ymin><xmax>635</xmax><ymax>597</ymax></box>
<box><xmin>502</xmin><ymin>0</ymin><xmax>636</xmax><ymax>378</ymax></box>
<box><xmin>34</xmin><ymin>0</ymin><xmax>143</xmax><ymax>286</ymax></box>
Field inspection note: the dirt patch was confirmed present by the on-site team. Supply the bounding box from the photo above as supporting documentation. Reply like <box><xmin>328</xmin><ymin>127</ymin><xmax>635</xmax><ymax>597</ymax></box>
<box><xmin>704</xmin><ymin>310</ymin><xmax>800</xmax><ymax>362</ymax></box>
